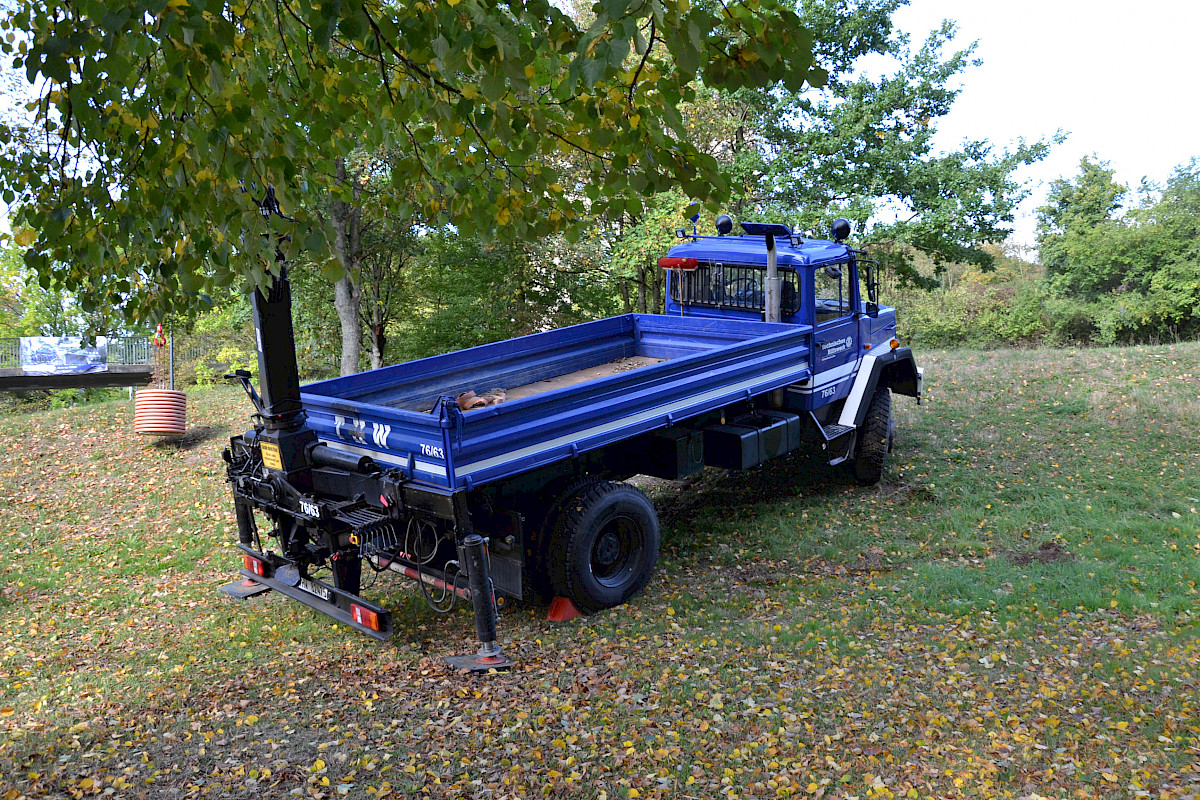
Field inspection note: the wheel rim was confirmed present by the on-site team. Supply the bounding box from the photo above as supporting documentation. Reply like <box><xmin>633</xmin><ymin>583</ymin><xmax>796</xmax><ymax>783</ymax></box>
<box><xmin>589</xmin><ymin>514</ymin><xmax>644</xmax><ymax>589</ymax></box>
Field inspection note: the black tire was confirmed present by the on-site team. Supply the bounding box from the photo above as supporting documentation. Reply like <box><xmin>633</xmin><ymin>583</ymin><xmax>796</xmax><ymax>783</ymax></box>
<box><xmin>851</xmin><ymin>387</ymin><xmax>892</xmax><ymax>485</ymax></box>
<box><xmin>523</xmin><ymin>476</ymin><xmax>604</xmax><ymax>602</ymax></box>
<box><xmin>546</xmin><ymin>481</ymin><xmax>660</xmax><ymax>613</ymax></box>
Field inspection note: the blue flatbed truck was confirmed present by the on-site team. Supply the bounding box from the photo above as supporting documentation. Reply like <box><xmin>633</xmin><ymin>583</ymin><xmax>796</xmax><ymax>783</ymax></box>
<box><xmin>221</xmin><ymin>213</ymin><xmax>922</xmax><ymax>670</ymax></box>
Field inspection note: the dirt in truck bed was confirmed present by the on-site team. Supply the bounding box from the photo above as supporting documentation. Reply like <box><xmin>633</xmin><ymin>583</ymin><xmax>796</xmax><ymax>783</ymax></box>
<box><xmin>422</xmin><ymin>356</ymin><xmax>665</xmax><ymax>412</ymax></box>
<box><xmin>502</xmin><ymin>356</ymin><xmax>663</xmax><ymax>402</ymax></box>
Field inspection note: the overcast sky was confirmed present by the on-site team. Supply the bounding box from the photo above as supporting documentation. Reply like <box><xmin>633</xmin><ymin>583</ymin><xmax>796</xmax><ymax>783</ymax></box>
<box><xmin>892</xmin><ymin>0</ymin><xmax>1200</xmax><ymax>246</ymax></box>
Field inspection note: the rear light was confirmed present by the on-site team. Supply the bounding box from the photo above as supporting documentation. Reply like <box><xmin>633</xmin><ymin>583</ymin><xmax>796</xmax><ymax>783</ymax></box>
<box><xmin>658</xmin><ymin>256</ymin><xmax>698</xmax><ymax>270</ymax></box>
<box><xmin>242</xmin><ymin>554</ymin><xmax>265</xmax><ymax>576</ymax></box>
<box><xmin>351</xmin><ymin>603</ymin><xmax>380</xmax><ymax>631</ymax></box>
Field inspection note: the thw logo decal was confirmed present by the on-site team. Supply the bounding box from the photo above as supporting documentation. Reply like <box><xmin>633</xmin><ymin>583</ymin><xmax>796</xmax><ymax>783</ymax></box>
<box><xmin>371</xmin><ymin>423</ymin><xmax>391</xmax><ymax>448</ymax></box>
<box><xmin>334</xmin><ymin>414</ymin><xmax>368</xmax><ymax>444</ymax></box>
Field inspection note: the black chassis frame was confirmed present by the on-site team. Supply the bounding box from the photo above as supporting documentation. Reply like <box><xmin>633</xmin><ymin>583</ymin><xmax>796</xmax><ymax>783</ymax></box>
<box><xmin>224</xmin><ymin>431</ymin><xmax>477</xmax><ymax>640</ymax></box>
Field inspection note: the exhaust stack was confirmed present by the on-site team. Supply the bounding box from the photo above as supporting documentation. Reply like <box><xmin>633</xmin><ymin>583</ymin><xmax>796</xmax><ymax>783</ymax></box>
<box><xmin>765</xmin><ymin>232</ymin><xmax>781</xmax><ymax>324</ymax></box>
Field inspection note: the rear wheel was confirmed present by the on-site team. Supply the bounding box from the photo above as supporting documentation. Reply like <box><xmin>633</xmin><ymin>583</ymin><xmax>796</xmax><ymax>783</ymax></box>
<box><xmin>851</xmin><ymin>387</ymin><xmax>892</xmax><ymax>485</ymax></box>
<box><xmin>547</xmin><ymin>481</ymin><xmax>660</xmax><ymax>613</ymax></box>
<box><xmin>524</xmin><ymin>476</ymin><xmax>603</xmax><ymax>602</ymax></box>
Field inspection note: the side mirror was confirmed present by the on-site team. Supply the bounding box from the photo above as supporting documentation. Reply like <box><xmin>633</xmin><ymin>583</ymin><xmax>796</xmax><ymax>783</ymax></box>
<box><xmin>831</xmin><ymin>218</ymin><xmax>851</xmax><ymax>242</ymax></box>
<box><xmin>824</xmin><ymin>265</ymin><xmax>842</xmax><ymax>279</ymax></box>
<box><xmin>865</xmin><ymin>302</ymin><xmax>879</xmax><ymax>319</ymax></box>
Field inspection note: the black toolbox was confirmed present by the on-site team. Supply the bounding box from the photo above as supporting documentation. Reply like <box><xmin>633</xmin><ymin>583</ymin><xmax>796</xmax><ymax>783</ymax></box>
<box><xmin>703</xmin><ymin>410</ymin><xmax>801</xmax><ymax>470</ymax></box>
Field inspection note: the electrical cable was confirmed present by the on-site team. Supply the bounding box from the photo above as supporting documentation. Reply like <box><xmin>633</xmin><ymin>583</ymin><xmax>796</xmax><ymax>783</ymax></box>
<box><xmin>358</xmin><ymin>516</ymin><xmax>461</xmax><ymax>613</ymax></box>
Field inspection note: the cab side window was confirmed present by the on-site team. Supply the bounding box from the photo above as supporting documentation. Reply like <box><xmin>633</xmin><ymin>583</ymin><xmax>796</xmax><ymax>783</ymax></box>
<box><xmin>813</xmin><ymin>262</ymin><xmax>851</xmax><ymax>323</ymax></box>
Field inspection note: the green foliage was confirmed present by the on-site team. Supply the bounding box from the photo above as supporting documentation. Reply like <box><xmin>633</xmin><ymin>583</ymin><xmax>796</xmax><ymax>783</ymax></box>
<box><xmin>605</xmin><ymin>189</ymin><xmax>691</xmax><ymax>277</ymax></box>
<box><xmin>286</xmin><ymin>259</ymin><xmax>343</xmax><ymax>380</ymax></box>
<box><xmin>0</xmin><ymin>241</ymin><xmax>24</xmax><ymax>335</ymax></box>
<box><xmin>0</xmin><ymin>385</ymin><xmax>123</xmax><ymax>413</ymax></box>
<box><xmin>1037</xmin><ymin>156</ymin><xmax>1133</xmax><ymax>297</ymax></box>
<box><xmin>191</xmin><ymin>345</ymin><xmax>255</xmax><ymax>387</ymax></box>
<box><xmin>0</xmin><ymin>0</ymin><xmax>826</xmax><ymax>330</ymax></box>
<box><xmin>390</xmin><ymin>236</ymin><xmax>520</xmax><ymax>361</ymax></box>
<box><xmin>742</xmin><ymin>8</ymin><xmax>1054</xmax><ymax>284</ymax></box>
<box><xmin>1034</xmin><ymin>157</ymin><xmax>1200</xmax><ymax>343</ymax></box>
<box><xmin>389</xmin><ymin>232</ymin><xmax>619</xmax><ymax>362</ymax></box>
<box><xmin>0</xmin><ymin>239</ymin><xmax>87</xmax><ymax>336</ymax></box>
<box><xmin>599</xmin><ymin>2</ymin><xmax>1057</xmax><ymax>315</ymax></box>
<box><xmin>157</xmin><ymin>288</ymin><xmax>257</xmax><ymax>385</ymax></box>
<box><xmin>46</xmin><ymin>387</ymin><xmax>124</xmax><ymax>409</ymax></box>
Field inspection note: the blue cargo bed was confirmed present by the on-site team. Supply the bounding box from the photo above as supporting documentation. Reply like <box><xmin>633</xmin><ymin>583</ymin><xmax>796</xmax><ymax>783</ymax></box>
<box><xmin>300</xmin><ymin>314</ymin><xmax>813</xmax><ymax>490</ymax></box>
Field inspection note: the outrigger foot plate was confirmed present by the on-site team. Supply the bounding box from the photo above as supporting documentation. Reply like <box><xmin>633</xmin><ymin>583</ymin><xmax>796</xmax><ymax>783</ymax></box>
<box><xmin>444</xmin><ymin>651</ymin><xmax>513</xmax><ymax>673</ymax></box>
<box><xmin>218</xmin><ymin>578</ymin><xmax>272</xmax><ymax>599</ymax></box>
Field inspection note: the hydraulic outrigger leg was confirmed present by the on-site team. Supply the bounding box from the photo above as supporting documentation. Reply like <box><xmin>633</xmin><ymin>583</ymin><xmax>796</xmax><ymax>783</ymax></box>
<box><xmin>218</xmin><ymin>498</ymin><xmax>271</xmax><ymax>599</ymax></box>
<box><xmin>444</xmin><ymin>534</ymin><xmax>513</xmax><ymax>672</ymax></box>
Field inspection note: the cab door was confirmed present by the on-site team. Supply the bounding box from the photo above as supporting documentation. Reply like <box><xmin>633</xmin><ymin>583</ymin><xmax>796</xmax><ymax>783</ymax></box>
<box><xmin>809</xmin><ymin>260</ymin><xmax>860</xmax><ymax>404</ymax></box>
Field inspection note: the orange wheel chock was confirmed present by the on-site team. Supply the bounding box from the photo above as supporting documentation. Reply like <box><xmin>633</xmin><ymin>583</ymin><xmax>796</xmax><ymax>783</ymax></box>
<box><xmin>547</xmin><ymin>597</ymin><xmax>582</xmax><ymax>622</ymax></box>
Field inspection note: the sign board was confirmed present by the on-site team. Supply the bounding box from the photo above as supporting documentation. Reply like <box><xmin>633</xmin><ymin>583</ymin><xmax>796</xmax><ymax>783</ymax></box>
<box><xmin>19</xmin><ymin>337</ymin><xmax>108</xmax><ymax>375</ymax></box>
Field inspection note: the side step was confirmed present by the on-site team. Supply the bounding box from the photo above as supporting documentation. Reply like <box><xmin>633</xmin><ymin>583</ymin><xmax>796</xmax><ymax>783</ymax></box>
<box><xmin>819</xmin><ymin>422</ymin><xmax>854</xmax><ymax>441</ymax></box>
<box><xmin>806</xmin><ymin>410</ymin><xmax>855</xmax><ymax>443</ymax></box>
<box><xmin>807</xmin><ymin>413</ymin><xmax>856</xmax><ymax>465</ymax></box>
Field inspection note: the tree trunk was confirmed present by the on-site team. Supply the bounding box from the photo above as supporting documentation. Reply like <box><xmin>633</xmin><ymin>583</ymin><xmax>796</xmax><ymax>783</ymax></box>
<box><xmin>333</xmin><ymin>276</ymin><xmax>361</xmax><ymax>375</ymax></box>
<box><xmin>330</xmin><ymin>158</ymin><xmax>364</xmax><ymax>376</ymax></box>
<box><xmin>636</xmin><ymin>265</ymin><xmax>647</xmax><ymax>313</ymax></box>
<box><xmin>368</xmin><ymin>317</ymin><xmax>386</xmax><ymax>370</ymax></box>
<box><xmin>621</xmin><ymin>280</ymin><xmax>631</xmax><ymax>313</ymax></box>
<box><xmin>651</xmin><ymin>263</ymin><xmax>663</xmax><ymax>313</ymax></box>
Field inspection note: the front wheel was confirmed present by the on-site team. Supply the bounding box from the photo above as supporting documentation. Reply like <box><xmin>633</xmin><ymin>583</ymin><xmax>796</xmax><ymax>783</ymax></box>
<box><xmin>547</xmin><ymin>481</ymin><xmax>660</xmax><ymax>613</ymax></box>
<box><xmin>850</xmin><ymin>387</ymin><xmax>892</xmax><ymax>485</ymax></box>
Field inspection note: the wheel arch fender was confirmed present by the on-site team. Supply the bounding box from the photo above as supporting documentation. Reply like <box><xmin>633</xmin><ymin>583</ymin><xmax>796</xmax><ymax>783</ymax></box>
<box><xmin>879</xmin><ymin>347</ymin><xmax>922</xmax><ymax>400</ymax></box>
<box><xmin>837</xmin><ymin>348</ymin><xmax>921</xmax><ymax>429</ymax></box>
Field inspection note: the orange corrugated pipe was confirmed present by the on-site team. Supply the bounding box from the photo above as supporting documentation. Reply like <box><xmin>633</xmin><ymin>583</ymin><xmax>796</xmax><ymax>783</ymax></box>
<box><xmin>134</xmin><ymin>389</ymin><xmax>187</xmax><ymax>436</ymax></box>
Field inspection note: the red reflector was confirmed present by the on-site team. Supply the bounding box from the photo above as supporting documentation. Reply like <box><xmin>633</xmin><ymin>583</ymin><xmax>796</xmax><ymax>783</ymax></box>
<box><xmin>242</xmin><ymin>554</ymin><xmax>265</xmax><ymax>576</ymax></box>
<box><xmin>351</xmin><ymin>603</ymin><xmax>380</xmax><ymax>631</ymax></box>
<box><xmin>657</xmin><ymin>256</ymin><xmax>699</xmax><ymax>271</ymax></box>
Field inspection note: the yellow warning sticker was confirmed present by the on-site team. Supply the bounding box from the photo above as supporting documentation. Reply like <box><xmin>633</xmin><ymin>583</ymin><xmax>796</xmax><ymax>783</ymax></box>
<box><xmin>260</xmin><ymin>441</ymin><xmax>283</xmax><ymax>471</ymax></box>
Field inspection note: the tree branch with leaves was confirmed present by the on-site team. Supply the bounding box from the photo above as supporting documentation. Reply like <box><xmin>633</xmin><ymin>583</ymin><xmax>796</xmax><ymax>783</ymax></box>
<box><xmin>1</xmin><ymin>0</ymin><xmax>825</xmax><ymax>332</ymax></box>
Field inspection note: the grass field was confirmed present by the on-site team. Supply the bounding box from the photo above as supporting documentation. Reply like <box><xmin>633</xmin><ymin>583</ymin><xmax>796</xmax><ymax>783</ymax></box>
<box><xmin>0</xmin><ymin>342</ymin><xmax>1197</xmax><ymax>800</ymax></box>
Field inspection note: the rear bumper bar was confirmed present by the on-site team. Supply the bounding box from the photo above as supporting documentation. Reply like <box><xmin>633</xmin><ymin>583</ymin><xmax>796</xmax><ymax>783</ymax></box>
<box><xmin>236</xmin><ymin>545</ymin><xmax>394</xmax><ymax>640</ymax></box>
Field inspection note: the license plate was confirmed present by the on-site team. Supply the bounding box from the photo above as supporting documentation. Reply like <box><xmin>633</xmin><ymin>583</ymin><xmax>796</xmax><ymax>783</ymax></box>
<box><xmin>298</xmin><ymin>577</ymin><xmax>331</xmax><ymax>601</ymax></box>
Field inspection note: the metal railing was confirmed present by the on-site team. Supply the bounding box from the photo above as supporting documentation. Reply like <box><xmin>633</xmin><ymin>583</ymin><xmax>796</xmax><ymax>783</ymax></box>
<box><xmin>106</xmin><ymin>337</ymin><xmax>155</xmax><ymax>365</ymax></box>
<box><xmin>0</xmin><ymin>338</ymin><xmax>18</xmax><ymax>369</ymax></box>
<box><xmin>0</xmin><ymin>336</ymin><xmax>163</xmax><ymax>368</ymax></box>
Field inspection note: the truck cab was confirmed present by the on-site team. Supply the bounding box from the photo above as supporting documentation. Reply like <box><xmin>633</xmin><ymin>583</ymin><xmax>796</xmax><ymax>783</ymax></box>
<box><xmin>661</xmin><ymin>218</ymin><xmax>919</xmax><ymax>417</ymax></box>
